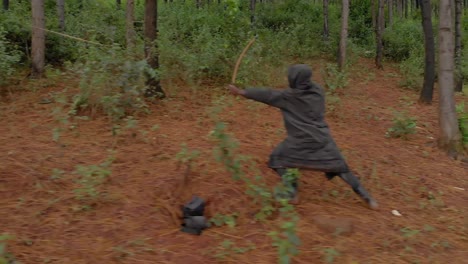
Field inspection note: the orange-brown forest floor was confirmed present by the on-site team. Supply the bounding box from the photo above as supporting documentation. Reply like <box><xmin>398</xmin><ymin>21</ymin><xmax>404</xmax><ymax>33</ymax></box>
<box><xmin>1</xmin><ymin>58</ymin><xmax>467</xmax><ymax>264</ymax></box>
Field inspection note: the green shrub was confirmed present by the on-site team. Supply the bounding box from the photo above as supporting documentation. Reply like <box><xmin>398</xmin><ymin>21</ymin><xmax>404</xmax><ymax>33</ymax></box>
<box><xmin>68</xmin><ymin>44</ymin><xmax>151</xmax><ymax>122</ymax></box>
<box><xmin>0</xmin><ymin>27</ymin><xmax>20</xmax><ymax>85</ymax></box>
<box><xmin>383</xmin><ymin>19</ymin><xmax>424</xmax><ymax>62</ymax></box>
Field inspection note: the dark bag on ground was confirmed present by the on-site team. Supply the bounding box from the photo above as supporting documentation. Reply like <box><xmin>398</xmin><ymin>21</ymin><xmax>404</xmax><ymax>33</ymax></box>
<box><xmin>180</xmin><ymin>196</ymin><xmax>209</xmax><ymax>235</ymax></box>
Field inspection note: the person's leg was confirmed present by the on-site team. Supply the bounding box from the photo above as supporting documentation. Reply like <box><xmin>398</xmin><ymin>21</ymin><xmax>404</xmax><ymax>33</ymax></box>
<box><xmin>325</xmin><ymin>172</ymin><xmax>339</xmax><ymax>180</ymax></box>
<box><xmin>339</xmin><ymin>172</ymin><xmax>378</xmax><ymax>209</ymax></box>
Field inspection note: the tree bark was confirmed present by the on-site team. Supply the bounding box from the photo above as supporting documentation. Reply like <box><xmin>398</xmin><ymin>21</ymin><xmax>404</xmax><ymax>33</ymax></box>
<box><xmin>397</xmin><ymin>0</ymin><xmax>403</xmax><ymax>17</ymax></box>
<box><xmin>375</xmin><ymin>0</ymin><xmax>385</xmax><ymax>69</ymax></box>
<box><xmin>371</xmin><ymin>0</ymin><xmax>376</xmax><ymax>28</ymax></box>
<box><xmin>3</xmin><ymin>0</ymin><xmax>8</xmax><ymax>10</ymax></box>
<box><xmin>31</xmin><ymin>0</ymin><xmax>45</xmax><ymax>78</ymax></box>
<box><xmin>323</xmin><ymin>0</ymin><xmax>329</xmax><ymax>41</ymax></box>
<box><xmin>404</xmin><ymin>0</ymin><xmax>408</xmax><ymax>17</ymax></box>
<box><xmin>144</xmin><ymin>0</ymin><xmax>165</xmax><ymax>98</ymax></box>
<box><xmin>455</xmin><ymin>0</ymin><xmax>463</xmax><ymax>92</ymax></box>
<box><xmin>388</xmin><ymin>0</ymin><xmax>394</xmax><ymax>25</ymax></box>
<box><xmin>337</xmin><ymin>0</ymin><xmax>349</xmax><ymax>71</ymax></box>
<box><xmin>438</xmin><ymin>0</ymin><xmax>464</xmax><ymax>155</ymax></box>
<box><xmin>126</xmin><ymin>0</ymin><xmax>137</xmax><ymax>49</ymax></box>
<box><xmin>419</xmin><ymin>0</ymin><xmax>435</xmax><ymax>103</ymax></box>
<box><xmin>57</xmin><ymin>0</ymin><xmax>65</xmax><ymax>31</ymax></box>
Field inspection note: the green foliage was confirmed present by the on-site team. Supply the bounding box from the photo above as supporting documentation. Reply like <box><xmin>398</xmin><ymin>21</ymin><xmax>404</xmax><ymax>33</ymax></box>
<box><xmin>386</xmin><ymin>112</ymin><xmax>417</xmax><ymax>139</ymax></box>
<box><xmin>323</xmin><ymin>247</ymin><xmax>340</xmax><ymax>263</ymax></box>
<box><xmin>73</xmin><ymin>153</ymin><xmax>114</xmax><ymax>204</ymax></box>
<box><xmin>210</xmin><ymin>213</ymin><xmax>238</xmax><ymax>228</ymax></box>
<box><xmin>398</xmin><ymin>50</ymin><xmax>424</xmax><ymax>89</ymax></box>
<box><xmin>0</xmin><ymin>27</ymin><xmax>20</xmax><ymax>85</ymax></box>
<box><xmin>209</xmin><ymin>239</ymin><xmax>256</xmax><ymax>260</ymax></box>
<box><xmin>68</xmin><ymin>45</ymin><xmax>150</xmax><ymax>122</ymax></box>
<box><xmin>383</xmin><ymin>19</ymin><xmax>424</xmax><ymax>62</ymax></box>
<box><xmin>269</xmin><ymin>198</ymin><xmax>301</xmax><ymax>264</ymax></box>
<box><xmin>456</xmin><ymin>102</ymin><xmax>468</xmax><ymax>144</ymax></box>
<box><xmin>0</xmin><ymin>233</ymin><xmax>18</xmax><ymax>264</ymax></box>
<box><xmin>175</xmin><ymin>144</ymin><xmax>200</xmax><ymax>165</ymax></box>
<box><xmin>322</xmin><ymin>63</ymin><xmax>349</xmax><ymax>92</ymax></box>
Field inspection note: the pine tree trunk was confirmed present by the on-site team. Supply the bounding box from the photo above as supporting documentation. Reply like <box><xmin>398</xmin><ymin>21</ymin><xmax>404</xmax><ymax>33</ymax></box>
<box><xmin>144</xmin><ymin>0</ymin><xmax>165</xmax><ymax>98</ymax></box>
<box><xmin>31</xmin><ymin>0</ymin><xmax>45</xmax><ymax>78</ymax></box>
<box><xmin>404</xmin><ymin>0</ymin><xmax>408</xmax><ymax>17</ymax></box>
<box><xmin>419</xmin><ymin>0</ymin><xmax>435</xmax><ymax>103</ymax></box>
<box><xmin>3</xmin><ymin>0</ymin><xmax>8</xmax><ymax>10</ymax></box>
<box><xmin>397</xmin><ymin>0</ymin><xmax>403</xmax><ymax>17</ymax></box>
<box><xmin>323</xmin><ymin>0</ymin><xmax>329</xmax><ymax>41</ymax></box>
<box><xmin>375</xmin><ymin>0</ymin><xmax>385</xmax><ymax>69</ymax></box>
<box><xmin>126</xmin><ymin>0</ymin><xmax>136</xmax><ymax>49</ymax></box>
<box><xmin>337</xmin><ymin>0</ymin><xmax>349</xmax><ymax>71</ymax></box>
<box><xmin>389</xmin><ymin>0</ymin><xmax>394</xmax><ymax>25</ymax></box>
<box><xmin>455</xmin><ymin>0</ymin><xmax>463</xmax><ymax>92</ymax></box>
<box><xmin>57</xmin><ymin>0</ymin><xmax>65</xmax><ymax>31</ymax></box>
<box><xmin>438</xmin><ymin>0</ymin><xmax>464</xmax><ymax>156</ymax></box>
<box><xmin>372</xmin><ymin>0</ymin><xmax>376</xmax><ymax>28</ymax></box>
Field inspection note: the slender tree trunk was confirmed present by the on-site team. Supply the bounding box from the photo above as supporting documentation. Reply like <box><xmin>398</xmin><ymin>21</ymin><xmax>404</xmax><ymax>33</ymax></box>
<box><xmin>57</xmin><ymin>0</ymin><xmax>65</xmax><ymax>31</ymax></box>
<box><xmin>144</xmin><ymin>0</ymin><xmax>165</xmax><ymax>98</ymax></box>
<box><xmin>455</xmin><ymin>0</ymin><xmax>463</xmax><ymax>92</ymax></box>
<box><xmin>323</xmin><ymin>0</ymin><xmax>329</xmax><ymax>41</ymax></box>
<box><xmin>397</xmin><ymin>0</ymin><xmax>403</xmax><ymax>17</ymax></box>
<box><xmin>126</xmin><ymin>0</ymin><xmax>136</xmax><ymax>49</ymax></box>
<box><xmin>375</xmin><ymin>0</ymin><xmax>385</xmax><ymax>69</ymax></box>
<box><xmin>404</xmin><ymin>0</ymin><xmax>408</xmax><ymax>17</ymax></box>
<box><xmin>438</xmin><ymin>0</ymin><xmax>464</xmax><ymax>155</ymax></box>
<box><xmin>116</xmin><ymin>0</ymin><xmax>121</xmax><ymax>9</ymax></box>
<box><xmin>196</xmin><ymin>0</ymin><xmax>201</xmax><ymax>8</ymax></box>
<box><xmin>3</xmin><ymin>0</ymin><xmax>8</xmax><ymax>10</ymax></box>
<box><xmin>250</xmin><ymin>0</ymin><xmax>256</xmax><ymax>29</ymax></box>
<box><xmin>419</xmin><ymin>0</ymin><xmax>435</xmax><ymax>103</ymax></box>
<box><xmin>389</xmin><ymin>0</ymin><xmax>394</xmax><ymax>25</ymax></box>
<box><xmin>31</xmin><ymin>0</ymin><xmax>45</xmax><ymax>78</ymax></box>
<box><xmin>372</xmin><ymin>0</ymin><xmax>376</xmax><ymax>28</ymax></box>
<box><xmin>338</xmin><ymin>0</ymin><xmax>349</xmax><ymax>71</ymax></box>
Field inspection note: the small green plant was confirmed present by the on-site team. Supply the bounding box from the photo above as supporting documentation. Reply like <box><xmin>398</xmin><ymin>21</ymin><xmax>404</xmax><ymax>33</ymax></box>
<box><xmin>0</xmin><ymin>27</ymin><xmax>20</xmax><ymax>86</ymax></box>
<box><xmin>210</xmin><ymin>239</ymin><xmax>256</xmax><ymax>260</ymax></box>
<box><xmin>269</xmin><ymin>169</ymin><xmax>301</xmax><ymax>264</ymax></box>
<box><xmin>456</xmin><ymin>102</ymin><xmax>468</xmax><ymax>144</ymax></box>
<box><xmin>400</xmin><ymin>227</ymin><xmax>420</xmax><ymax>239</ymax></box>
<box><xmin>322</xmin><ymin>63</ymin><xmax>349</xmax><ymax>93</ymax></box>
<box><xmin>210</xmin><ymin>213</ymin><xmax>239</xmax><ymax>228</ymax></box>
<box><xmin>386</xmin><ymin>112</ymin><xmax>417</xmax><ymax>139</ymax></box>
<box><xmin>73</xmin><ymin>153</ymin><xmax>115</xmax><ymax>205</ymax></box>
<box><xmin>0</xmin><ymin>233</ymin><xmax>18</xmax><ymax>264</ymax></box>
<box><xmin>68</xmin><ymin>44</ymin><xmax>151</xmax><ymax>123</ymax></box>
<box><xmin>175</xmin><ymin>143</ymin><xmax>201</xmax><ymax>166</ymax></box>
<box><xmin>322</xmin><ymin>247</ymin><xmax>341</xmax><ymax>263</ymax></box>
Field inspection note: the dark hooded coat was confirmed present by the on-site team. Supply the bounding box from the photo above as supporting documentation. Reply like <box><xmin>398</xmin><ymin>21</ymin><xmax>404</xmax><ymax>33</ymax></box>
<box><xmin>243</xmin><ymin>64</ymin><xmax>349</xmax><ymax>173</ymax></box>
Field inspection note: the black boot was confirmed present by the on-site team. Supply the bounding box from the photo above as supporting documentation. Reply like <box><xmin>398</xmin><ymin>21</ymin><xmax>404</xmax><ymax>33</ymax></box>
<box><xmin>339</xmin><ymin>172</ymin><xmax>378</xmax><ymax>210</ymax></box>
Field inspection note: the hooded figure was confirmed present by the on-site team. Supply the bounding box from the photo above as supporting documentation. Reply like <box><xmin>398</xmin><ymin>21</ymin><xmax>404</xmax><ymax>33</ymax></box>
<box><xmin>227</xmin><ymin>64</ymin><xmax>378</xmax><ymax>209</ymax></box>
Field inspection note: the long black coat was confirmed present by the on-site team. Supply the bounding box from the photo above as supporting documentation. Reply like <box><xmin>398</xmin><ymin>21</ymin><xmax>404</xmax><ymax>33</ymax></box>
<box><xmin>244</xmin><ymin>64</ymin><xmax>350</xmax><ymax>173</ymax></box>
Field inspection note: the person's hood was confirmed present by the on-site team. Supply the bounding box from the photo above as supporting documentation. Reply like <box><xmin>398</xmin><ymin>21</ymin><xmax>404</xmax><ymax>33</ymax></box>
<box><xmin>287</xmin><ymin>64</ymin><xmax>313</xmax><ymax>90</ymax></box>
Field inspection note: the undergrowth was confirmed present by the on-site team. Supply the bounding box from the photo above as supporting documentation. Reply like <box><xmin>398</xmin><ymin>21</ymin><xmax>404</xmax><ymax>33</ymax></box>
<box><xmin>208</xmin><ymin>96</ymin><xmax>301</xmax><ymax>263</ymax></box>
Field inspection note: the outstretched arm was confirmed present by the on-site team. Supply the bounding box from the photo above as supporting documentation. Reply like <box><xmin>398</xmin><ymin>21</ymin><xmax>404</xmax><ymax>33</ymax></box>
<box><xmin>227</xmin><ymin>84</ymin><xmax>287</xmax><ymax>109</ymax></box>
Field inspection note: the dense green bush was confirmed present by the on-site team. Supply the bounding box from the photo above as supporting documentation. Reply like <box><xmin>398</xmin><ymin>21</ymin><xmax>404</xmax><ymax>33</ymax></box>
<box><xmin>0</xmin><ymin>27</ymin><xmax>21</xmax><ymax>85</ymax></box>
<box><xmin>383</xmin><ymin>19</ymin><xmax>424</xmax><ymax>62</ymax></box>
